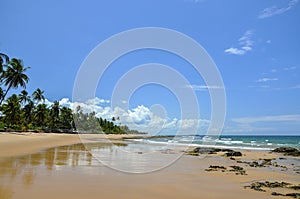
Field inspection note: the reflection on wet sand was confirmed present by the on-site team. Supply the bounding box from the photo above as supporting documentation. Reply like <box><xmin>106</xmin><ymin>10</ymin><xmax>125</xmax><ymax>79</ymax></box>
<box><xmin>0</xmin><ymin>186</ymin><xmax>13</xmax><ymax>199</ymax></box>
<box><xmin>0</xmin><ymin>142</ymin><xmax>124</xmax><ymax>198</ymax></box>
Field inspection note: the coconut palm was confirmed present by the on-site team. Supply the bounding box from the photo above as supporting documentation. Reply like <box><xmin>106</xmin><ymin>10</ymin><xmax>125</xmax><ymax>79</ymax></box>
<box><xmin>0</xmin><ymin>58</ymin><xmax>30</xmax><ymax>105</ymax></box>
<box><xmin>49</xmin><ymin>101</ymin><xmax>60</xmax><ymax>129</ymax></box>
<box><xmin>59</xmin><ymin>106</ymin><xmax>74</xmax><ymax>130</ymax></box>
<box><xmin>23</xmin><ymin>100</ymin><xmax>35</xmax><ymax>124</ymax></box>
<box><xmin>19</xmin><ymin>90</ymin><xmax>30</xmax><ymax>105</ymax></box>
<box><xmin>1</xmin><ymin>94</ymin><xmax>22</xmax><ymax>127</ymax></box>
<box><xmin>32</xmin><ymin>88</ymin><xmax>45</xmax><ymax>103</ymax></box>
<box><xmin>0</xmin><ymin>53</ymin><xmax>9</xmax><ymax>73</ymax></box>
<box><xmin>34</xmin><ymin>103</ymin><xmax>48</xmax><ymax>128</ymax></box>
<box><xmin>0</xmin><ymin>88</ymin><xmax>4</xmax><ymax>102</ymax></box>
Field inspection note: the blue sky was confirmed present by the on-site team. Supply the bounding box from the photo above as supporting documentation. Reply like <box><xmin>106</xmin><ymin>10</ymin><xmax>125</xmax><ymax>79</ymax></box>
<box><xmin>1</xmin><ymin>0</ymin><xmax>300</xmax><ymax>135</ymax></box>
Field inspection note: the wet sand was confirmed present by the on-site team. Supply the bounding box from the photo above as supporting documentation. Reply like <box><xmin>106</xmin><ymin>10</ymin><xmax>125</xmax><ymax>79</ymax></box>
<box><xmin>0</xmin><ymin>132</ymin><xmax>145</xmax><ymax>158</ymax></box>
<box><xmin>0</xmin><ymin>133</ymin><xmax>299</xmax><ymax>199</ymax></box>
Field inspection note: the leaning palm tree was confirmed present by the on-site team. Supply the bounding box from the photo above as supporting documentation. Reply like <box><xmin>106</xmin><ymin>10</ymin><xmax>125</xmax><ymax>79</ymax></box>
<box><xmin>32</xmin><ymin>88</ymin><xmax>45</xmax><ymax>104</ymax></box>
<box><xmin>0</xmin><ymin>58</ymin><xmax>30</xmax><ymax>105</ymax></box>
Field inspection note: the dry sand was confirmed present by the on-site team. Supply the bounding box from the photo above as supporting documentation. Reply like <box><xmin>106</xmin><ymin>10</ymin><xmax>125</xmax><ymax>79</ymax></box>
<box><xmin>0</xmin><ymin>133</ymin><xmax>299</xmax><ymax>199</ymax></box>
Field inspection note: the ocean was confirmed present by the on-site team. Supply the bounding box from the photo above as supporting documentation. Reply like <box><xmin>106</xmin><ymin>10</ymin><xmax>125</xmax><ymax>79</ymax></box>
<box><xmin>137</xmin><ymin>135</ymin><xmax>300</xmax><ymax>151</ymax></box>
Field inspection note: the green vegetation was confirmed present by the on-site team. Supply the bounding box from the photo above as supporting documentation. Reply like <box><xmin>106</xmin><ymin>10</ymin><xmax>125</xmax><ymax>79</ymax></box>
<box><xmin>0</xmin><ymin>52</ymin><xmax>144</xmax><ymax>134</ymax></box>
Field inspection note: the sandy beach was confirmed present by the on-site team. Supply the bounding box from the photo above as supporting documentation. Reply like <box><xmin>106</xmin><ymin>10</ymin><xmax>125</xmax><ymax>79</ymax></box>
<box><xmin>0</xmin><ymin>133</ymin><xmax>299</xmax><ymax>199</ymax></box>
<box><xmin>0</xmin><ymin>132</ymin><xmax>146</xmax><ymax>158</ymax></box>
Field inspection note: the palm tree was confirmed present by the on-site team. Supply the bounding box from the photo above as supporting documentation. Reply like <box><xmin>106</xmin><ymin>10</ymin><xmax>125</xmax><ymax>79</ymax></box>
<box><xmin>0</xmin><ymin>53</ymin><xmax>9</xmax><ymax>73</ymax></box>
<box><xmin>49</xmin><ymin>101</ymin><xmax>60</xmax><ymax>129</ymax></box>
<box><xmin>1</xmin><ymin>94</ymin><xmax>22</xmax><ymax>128</ymax></box>
<box><xmin>34</xmin><ymin>103</ymin><xmax>48</xmax><ymax>128</ymax></box>
<box><xmin>32</xmin><ymin>88</ymin><xmax>45</xmax><ymax>103</ymax></box>
<box><xmin>59</xmin><ymin>107</ymin><xmax>73</xmax><ymax>130</ymax></box>
<box><xmin>23</xmin><ymin>100</ymin><xmax>35</xmax><ymax>124</ymax></box>
<box><xmin>0</xmin><ymin>58</ymin><xmax>30</xmax><ymax>105</ymax></box>
<box><xmin>19</xmin><ymin>90</ymin><xmax>30</xmax><ymax>105</ymax></box>
<box><xmin>0</xmin><ymin>88</ymin><xmax>4</xmax><ymax>103</ymax></box>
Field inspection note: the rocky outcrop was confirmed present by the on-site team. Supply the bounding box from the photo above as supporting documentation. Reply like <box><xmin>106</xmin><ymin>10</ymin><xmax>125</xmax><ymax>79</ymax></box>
<box><xmin>245</xmin><ymin>181</ymin><xmax>300</xmax><ymax>198</ymax></box>
<box><xmin>205</xmin><ymin>165</ymin><xmax>247</xmax><ymax>175</ymax></box>
<box><xmin>186</xmin><ymin>147</ymin><xmax>242</xmax><ymax>157</ymax></box>
<box><xmin>272</xmin><ymin>147</ymin><xmax>300</xmax><ymax>157</ymax></box>
<box><xmin>224</xmin><ymin>151</ymin><xmax>242</xmax><ymax>157</ymax></box>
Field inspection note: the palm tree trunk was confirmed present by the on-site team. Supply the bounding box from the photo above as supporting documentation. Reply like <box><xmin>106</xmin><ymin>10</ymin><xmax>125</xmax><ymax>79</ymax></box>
<box><xmin>0</xmin><ymin>83</ymin><xmax>12</xmax><ymax>105</ymax></box>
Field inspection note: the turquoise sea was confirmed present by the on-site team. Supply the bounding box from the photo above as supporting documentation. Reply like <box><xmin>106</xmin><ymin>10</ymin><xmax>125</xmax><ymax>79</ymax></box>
<box><xmin>139</xmin><ymin>135</ymin><xmax>300</xmax><ymax>150</ymax></box>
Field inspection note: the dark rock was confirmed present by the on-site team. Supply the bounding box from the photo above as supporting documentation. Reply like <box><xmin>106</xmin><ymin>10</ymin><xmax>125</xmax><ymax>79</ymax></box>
<box><xmin>240</xmin><ymin>158</ymin><xmax>277</xmax><ymax>168</ymax></box>
<box><xmin>187</xmin><ymin>147</ymin><xmax>233</xmax><ymax>155</ymax></box>
<box><xmin>285</xmin><ymin>193</ymin><xmax>300</xmax><ymax>198</ymax></box>
<box><xmin>288</xmin><ymin>185</ymin><xmax>300</xmax><ymax>190</ymax></box>
<box><xmin>250</xmin><ymin>185</ymin><xmax>266</xmax><ymax>192</ymax></box>
<box><xmin>249</xmin><ymin>161</ymin><xmax>259</xmax><ymax>167</ymax></box>
<box><xmin>225</xmin><ymin>151</ymin><xmax>242</xmax><ymax>157</ymax></box>
<box><xmin>271</xmin><ymin>192</ymin><xmax>284</xmax><ymax>196</ymax></box>
<box><xmin>230</xmin><ymin>165</ymin><xmax>244</xmax><ymax>171</ymax></box>
<box><xmin>273</xmin><ymin>147</ymin><xmax>300</xmax><ymax>157</ymax></box>
<box><xmin>273</xmin><ymin>147</ymin><xmax>298</xmax><ymax>153</ymax></box>
<box><xmin>205</xmin><ymin>165</ymin><xmax>227</xmax><ymax>172</ymax></box>
<box><xmin>246</xmin><ymin>181</ymin><xmax>300</xmax><ymax>197</ymax></box>
<box><xmin>229</xmin><ymin>165</ymin><xmax>247</xmax><ymax>175</ymax></box>
<box><xmin>209</xmin><ymin>165</ymin><xmax>226</xmax><ymax>170</ymax></box>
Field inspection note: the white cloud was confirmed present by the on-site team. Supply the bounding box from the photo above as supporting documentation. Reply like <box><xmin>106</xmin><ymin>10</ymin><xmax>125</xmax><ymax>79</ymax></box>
<box><xmin>232</xmin><ymin>114</ymin><xmax>300</xmax><ymax>124</ymax></box>
<box><xmin>128</xmin><ymin>105</ymin><xmax>151</xmax><ymax>125</ymax></box>
<box><xmin>271</xmin><ymin>69</ymin><xmax>277</xmax><ymax>73</ymax></box>
<box><xmin>256</xmin><ymin>78</ymin><xmax>278</xmax><ymax>82</ymax></box>
<box><xmin>53</xmin><ymin>97</ymin><xmax>209</xmax><ymax>135</ymax></box>
<box><xmin>188</xmin><ymin>0</ymin><xmax>206</xmax><ymax>3</ymax></box>
<box><xmin>291</xmin><ymin>84</ymin><xmax>300</xmax><ymax>89</ymax></box>
<box><xmin>258</xmin><ymin>0</ymin><xmax>299</xmax><ymax>19</ymax></box>
<box><xmin>227</xmin><ymin>114</ymin><xmax>300</xmax><ymax>134</ymax></box>
<box><xmin>224</xmin><ymin>48</ymin><xmax>246</xmax><ymax>55</ymax></box>
<box><xmin>44</xmin><ymin>98</ymin><xmax>54</xmax><ymax>107</ymax></box>
<box><xmin>284</xmin><ymin>66</ymin><xmax>296</xmax><ymax>71</ymax></box>
<box><xmin>224</xmin><ymin>30</ymin><xmax>254</xmax><ymax>55</ymax></box>
<box><xmin>86</xmin><ymin>97</ymin><xmax>110</xmax><ymax>105</ymax></box>
<box><xmin>59</xmin><ymin>98</ymin><xmax>72</xmax><ymax>107</ymax></box>
<box><xmin>248</xmin><ymin>85</ymin><xmax>271</xmax><ymax>89</ymax></box>
<box><xmin>121</xmin><ymin>100</ymin><xmax>127</xmax><ymax>104</ymax></box>
<box><xmin>186</xmin><ymin>84</ymin><xmax>224</xmax><ymax>91</ymax></box>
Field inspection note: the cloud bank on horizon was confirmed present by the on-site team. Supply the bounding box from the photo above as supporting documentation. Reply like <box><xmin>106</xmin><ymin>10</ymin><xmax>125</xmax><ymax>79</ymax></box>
<box><xmin>45</xmin><ymin>97</ymin><xmax>209</xmax><ymax>135</ymax></box>
<box><xmin>41</xmin><ymin>97</ymin><xmax>300</xmax><ymax>135</ymax></box>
